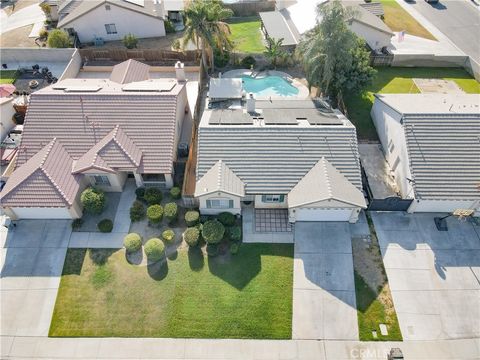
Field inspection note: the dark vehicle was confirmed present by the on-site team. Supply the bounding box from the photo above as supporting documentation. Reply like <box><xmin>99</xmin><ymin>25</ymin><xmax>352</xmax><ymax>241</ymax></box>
<box><xmin>425</xmin><ymin>0</ymin><xmax>439</xmax><ymax>4</ymax></box>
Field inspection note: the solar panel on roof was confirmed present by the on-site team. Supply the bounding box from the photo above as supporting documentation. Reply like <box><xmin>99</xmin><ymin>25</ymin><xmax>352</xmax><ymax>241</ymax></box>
<box><xmin>262</xmin><ymin>109</ymin><xmax>298</xmax><ymax>124</ymax></box>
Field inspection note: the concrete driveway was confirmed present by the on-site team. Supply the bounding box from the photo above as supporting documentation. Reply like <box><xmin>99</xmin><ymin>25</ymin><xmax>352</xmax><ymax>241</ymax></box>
<box><xmin>1</xmin><ymin>220</ymin><xmax>70</xmax><ymax>337</ymax></box>
<box><xmin>0</xmin><ymin>2</ymin><xmax>45</xmax><ymax>34</ymax></box>
<box><xmin>293</xmin><ymin>222</ymin><xmax>358</xmax><ymax>340</ymax></box>
<box><xmin>371</xmin><ymin>212</ymin><xmax>480</xmax><ymax>341</ymax></box>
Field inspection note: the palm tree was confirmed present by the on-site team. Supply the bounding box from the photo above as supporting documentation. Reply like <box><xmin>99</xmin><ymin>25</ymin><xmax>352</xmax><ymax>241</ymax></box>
<box><xmin>182</xmin><ymin>0</ymin><xmax>234</xmax><ymax>73</ymax></box>
<box><xmin>264</xmin><ymin>36</ymin><xmax>286</xmax><ymax>69</ymax></box>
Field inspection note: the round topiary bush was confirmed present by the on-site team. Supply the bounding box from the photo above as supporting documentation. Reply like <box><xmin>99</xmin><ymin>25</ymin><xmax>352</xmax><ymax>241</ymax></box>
<box><xmin>80</xmin><ymin>187</ymin><xmax>106</xmax><ymax>214</ymax></box>
<box><xmin>130</xmin><ymin>200</ymin><xmax>145</xmax><ymax>222</ymax></box>
<box><xmin>230</xmin><ymin>242</ymin><xmax>240</xmax><ymax>255</ymax></box>
<box><xmin>147</xmin><ymin>204</ymin><xmax>164</xmax><ymax>224</ymax></box>
<box><xmin>124</xmin><ymin>233</ymin><xmax>142</xmax><ymax>253</ymax></box>
<box><xmin>206</xmin><ymin>243</ymin><xmax>219</xmax><ymax>257</ymax></box>
<box><xmin>183</xmin><ymin>227</ymin><xmax>200</xmax><ymax>247</ymax></box>
<box><xmin>185</xmin><ymin>210</ymin><xmax>200</xmax><ymax>227</ymax></box>
<box><xmin>202</xmin><ymin>220</ymin><xmax>225</xmax><ymax>244</ymax></box>
<box><xmin>144</xmin><ymin>238</ymin><xmax>165</xmax><ymax>262</ymax></box>
<box><xmin>241</xmin><ymin>55</ymin><xmax>256</xmax><ymax>68</ymax></box>
<box><xmin>97</xmin><ymin>219</ymin><xmax>113</xmax><ymax>233</ymax></box>
<box><xmin>228</xmin><ymin>225</ymin><xmax>242</xmax><ymax>242</ymax></box>
<box><xmin>170</xmin><ymin>186</ymin><xmax>181</xmax><ymax>199</ymax></box>
<box><xmin>143</xmin><ymin>187</ymin><xmax>163</xmax><ymax>205</ymax></box>
<box><xmin>162</xmin><ymin>229</ymin><xmax>175</xmax><ymax>243</ymax></box>
<box><xmin>164</xmin><ymin>202</ymin><xmax>178</xmax><ymax>223</ymax></box>
<box><xmin>218</xmin><ymin>212</ymin><xmax>236</xmax><ymax>226</ymax></box>
<box><xmin>135</xmin><ymin>187</ymin><xmax>145</xmax><ymax>201</ymax></box>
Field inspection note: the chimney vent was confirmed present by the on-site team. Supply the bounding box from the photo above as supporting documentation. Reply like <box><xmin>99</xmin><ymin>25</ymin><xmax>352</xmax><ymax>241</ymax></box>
<box><xmin>175</xmin><ymin>61</ymin><xmax>186</xmax><ymax>82</ymax></box>
<box><xmin>246</xmin><ymin>93</ymin><xmax>255</xmax><ymax>113</ymax></box>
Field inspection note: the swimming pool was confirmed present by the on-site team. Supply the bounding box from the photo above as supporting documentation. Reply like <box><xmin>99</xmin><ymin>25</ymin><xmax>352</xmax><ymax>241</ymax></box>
<box><xmin>240</xmin><ymin>75</ymin><xmax>299</xmax><ymax>97</ymax></box>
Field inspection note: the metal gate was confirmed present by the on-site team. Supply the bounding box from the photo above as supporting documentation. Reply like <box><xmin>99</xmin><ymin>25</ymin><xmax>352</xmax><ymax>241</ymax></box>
<box><xmin>368</xmin><ymin>197</ymin><xmax>413</xmax><ymax>212</ymax></box>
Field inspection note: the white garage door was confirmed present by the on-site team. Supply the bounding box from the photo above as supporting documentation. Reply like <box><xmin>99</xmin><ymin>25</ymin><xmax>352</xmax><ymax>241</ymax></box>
<box><xmin>296</xmin><ymin>208</ymin><xmax>352</xmax><ymax>222</ymax></box>
<box><xmin>11</xmin><ymin>207</ymin><xmax>72</xmax><ymax>219</ymax></box>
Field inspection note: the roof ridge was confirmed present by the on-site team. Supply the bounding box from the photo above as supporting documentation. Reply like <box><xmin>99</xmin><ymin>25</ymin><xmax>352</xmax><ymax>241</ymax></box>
<box><xmin>322</xmin><ymin>157</ymin><xmax>333</xmax><ymax>198</ymax></box>
<box><xmin>122</xmin><ymin>60</ymin><xmax>133</xmax><ymax>84</ymax></box>
<box><xmin>217</xmin><ymin>160</ymin><xmax>223</xmax><ymax>190</ymax></box>
<box><xmin>39</xmin><ymin>138</ymin><xmax>57</xmax><ymax>167</ymax></box>
<box><xmin>112</xmin><ymin>125</ymin><xmax>140</xmax><ymax>166</ymax></box>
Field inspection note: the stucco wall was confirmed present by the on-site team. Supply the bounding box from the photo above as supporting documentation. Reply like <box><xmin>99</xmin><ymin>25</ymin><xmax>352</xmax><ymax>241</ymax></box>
<box><xmin>62</xmin><ymin>3</ymin><xmax>166</xmax><ymax>43</ymax></box>
<box><xmin>173</xmin><ymin>85</ymin><xmax>190</xmax><ymax>161</ymax></box>
<box><xmin>0</xmin><ymin>98</ymin><xmax>16</xmax><ymax>142</ymax></box>
<box><xmin>84</xmin><ymin>171</ymin><xmax>127</xmax><ymax>192</ymax></box>
<box><xmin>408</xmin><ymin>199</ymin><xmax>480</xmax><ymax>215</ymax></box>
<box><xmin>348</xmin><ymin>21</ymin><xmax>392</xmax><ymax>50</ymax></box>
<box><xmin>371</xmin><ymin>98</ymin><xmax>413</xmax><ymax>198</ymax></box>
<box><xmin>59</xmin><ymin>49</ymin><xmax>82</xmax><ymax>80</ymax></box>
<box><xmin>254</xmin><ymin>195</ymin><xmax>288</xmax><ymax>209</ymax></box>
<box><xmin>198</xmin><ymin>192</ymin><xmax>242</xmax><ymax>215</ymax></box>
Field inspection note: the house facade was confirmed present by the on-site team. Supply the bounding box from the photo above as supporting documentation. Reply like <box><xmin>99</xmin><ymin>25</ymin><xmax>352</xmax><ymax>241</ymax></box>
<box><xmin>1</xmin><ymin>60</ymin><xmax>192</xmax><ymax>220</ymax></box>
<box><xmin>57</xmin><ymin>0</ymin><xmax>184</xmax><ymax>43</ymax></box>
<box><xmin>194</xmin><ymin>99</ymin><xmax>367</xmax><ymax>223</ymax></box>
<box><xmin>371</xmin><ymin>94</ymin><xmax>480</xmax><ymax>215</ymax></box>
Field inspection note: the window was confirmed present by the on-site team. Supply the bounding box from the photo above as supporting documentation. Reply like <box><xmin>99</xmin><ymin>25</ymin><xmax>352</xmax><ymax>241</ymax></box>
<box><xmin>262</xmin><ymin>195</ymin><xmax>284</xmax><ymax>203</ymax></box>
<box><xmin>105</xmin><ymin>23</ymin><xmax>117</xmax><ymax>34</ymax></box>
<box><xmin>206</xmin><ymin>199</ymin><xmax>233</xmax><ymax>209</ymax></box>
<box><xmin>142</xmin><ymin>174</ymin><xmax>166</xmax><ymax>182</ymax></box>
<box><xmin>92</xmin><ymin>175</ymin><xmax>111</xmax><ymax>186</ymax></box>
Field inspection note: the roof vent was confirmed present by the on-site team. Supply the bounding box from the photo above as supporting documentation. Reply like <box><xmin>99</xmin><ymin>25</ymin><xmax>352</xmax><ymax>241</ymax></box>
<box><xmin>246</xmin><ymin>93</ymin><xmax>255</xmax><ymax>113</ymax></box>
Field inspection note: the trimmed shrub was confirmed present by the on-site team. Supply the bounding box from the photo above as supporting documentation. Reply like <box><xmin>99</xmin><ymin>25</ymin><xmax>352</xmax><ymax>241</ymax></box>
<box><xmin>228</xmin><ymin>225</ymin><xmax>242</xmax><ymax>242</ymax></box>
<box><xmin>170</xmin><ymin>186</ymin><xmax>181</xmax><ymax>199</ymax></box>
<box><xmin>206</xmin><ymin>243</ymin><xmax>219</xmax><ymax>257</ymax></box>
<box><xmin>183</xmin><ymin>227</ymin><xmax>200</xmax><ymax>247</ymax></box>
<box><xmin>97</xmin><ymin>219</ymin><xmax>113</xmax><ymax>233</ymax></box>
<box><xmin>202</xmin><ymin>220</ymin><xmax>225</xmax><ymax>244</ymax></box>
<box><xmin>144</xmin><ymin>187</ymin><xmax>163</xmax><ymax>205</ymax></box>
<box><xmin>214</xmin><ymin>49</ymin><xmax>230</xmax><ymax>68</ymax></box>
<box><xmin>47</xmin><ymin>29</ymin><xmax>70</xmax><ymax>48</ymax></box>
<box><xmin>123</xmin><ymin>33</ymin><xmax>138</xmax><ymax>49</ymax></box>
<box><xmin>80</xmin><ymin>187</ymin><xmax>106</xmax><ymax>215</ymax></box>
<box><xmin>241</xmin><ymin>55</ymin><xmax>256</xmax><ymax>69</ymax></box>
<box><xmin>164</xmin><ymin>202</ymin><xmax>178</xmax><ymax>223</ymax></box>
<box><xmin>130</xmin><ymin>200</ymin><xmax>145</xmax><ymax>222</ymax></box>
<box><xmin>124</xmin><ymin>233</ymin><xmax>142</xmax><ymax>253</ymax></box>
<box><xmin>185</xmin><ymin>210</ymin><xmax>200</xmax><ymax>227</ymax></box>
<box><xmin>218</xmin><ymin>212</ymin><xmax>236</xmax><ymax>226</ymax></box>
<box><xmin>135</xmin><ymin>187</ymin><xmax>145</xmax><ymax>201</ymax></box>
<box><xmin>165</xmin><ymin>20</ymin><xmax>175</xmax><ymax>34</ymax></box>
<box><xmin>230</xmin><ymin>242</ymin><xmax>240</xmax><ymax>255</ymax></box>
<box><xmin>39</xmin><ymin>28</ymin><xmax>49</xmax><ymax>39</ymax></box>
<box><xmin>144</xmin><ymin>238</ymin><xmax>165</xmax><ymax>262</ymax></box>
<box><xmin>71</xmin><ymin>218</ymin><xmax>83</xmax><ymax>230</ymax></box>
<box><xmin>162</xmin><ymin>229</ymin><xmax>175</xmax><ymax>243</ymax></box>
<box><xmin>147</xmin><ymin>204</ymin><xmax>163</xmax><ymax>224</ymax></box>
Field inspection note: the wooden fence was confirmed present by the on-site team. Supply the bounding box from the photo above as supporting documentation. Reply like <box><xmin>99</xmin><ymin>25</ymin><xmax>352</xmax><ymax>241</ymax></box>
<box><xmin>78</xmin><ymin>48</ymin><xmax>201</xmax><ymax>65</ymax></box>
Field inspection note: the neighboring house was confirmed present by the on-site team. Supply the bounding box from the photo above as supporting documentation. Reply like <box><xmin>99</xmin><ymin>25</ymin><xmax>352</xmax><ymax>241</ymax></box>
<box><xmin>0</xmin><ymin>97</ymin><xmax>15</xmax><ymax>142</ymax></box>
<box><xmin>260</xmin><ymin>0</ymin><xmax>393</xmax><ymax>51</ymax></box>
<box><xmin>195</xmin><ymin>98</ymin><xmax>366</xmax><ymax>223</ymax></box>
<box><xmin>371</xmin><ymin>94</ymin><xmax>480</xmax><ymax>215</ymax></box>
<box><xmin>1</xmin><ymin>59</ymin><xmax>192</xmax><ymax>220</ymax></box>
<box><xmin>56</xmin><ymin>0</ymin><xmax>185</xmax><ymax>43</ymax></box>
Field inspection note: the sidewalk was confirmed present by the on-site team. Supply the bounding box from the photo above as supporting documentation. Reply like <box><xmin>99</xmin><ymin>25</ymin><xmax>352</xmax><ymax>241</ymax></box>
<box><xmin>1</xmin><ymin>336</ymin><xmax>479</xmax><ymax>359</ymax></box>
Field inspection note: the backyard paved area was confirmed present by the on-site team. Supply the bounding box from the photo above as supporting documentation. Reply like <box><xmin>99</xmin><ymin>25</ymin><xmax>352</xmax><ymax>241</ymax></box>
<box><xmin>255</xmin><ymin>209</ymin><xmax>292</xmax><ymax>232</ymax></box>
<box><xmin>371</xmin><ymin>212</ymin><xmax>480</xmax><ymax>341</ymax></box>
<box><xmin>293</xmin><ymin>222</ymin><xmax>358</xmax><ymax>340</ymax></box>
<box><xmin>1</xmin><ymin>219</ymin><xmax>70</xmax><ymax>337</ymax></box>
<box><xmin>242</xmin><ymin>207</ymin><xmax>294</xmax><ymax>243</ymax></box>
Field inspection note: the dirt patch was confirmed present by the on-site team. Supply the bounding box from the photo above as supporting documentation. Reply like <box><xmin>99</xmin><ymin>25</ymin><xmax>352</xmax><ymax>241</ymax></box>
<box><xmin>0</xmin><ymin>24</ymin><xmax>37</xmax><ymax>48</ymax></box>
<box><xmin>83</xmin><ymin>32</ymin><xmax>185</xmax><ymax>51</ymax></box>
<box><xmin>352</xmin><ymin>235</ymin><xmax>385</xmax><ymax>292</ymax></box>
<box><xmin>414</xmin><ymin>78</ymin><xmax>464</xmax><ymax>94</ymax></box>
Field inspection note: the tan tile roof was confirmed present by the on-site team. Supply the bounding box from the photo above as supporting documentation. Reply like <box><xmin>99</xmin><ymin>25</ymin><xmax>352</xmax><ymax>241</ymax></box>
<box><xmin>73</xmin><ymin>125</ymin><xmax>143</xmax><ymax>173</ymax></box>
<box><xmin>1</xmin><ymin>138</ymin><xmax>82</xmax><ymax>207</ymax></box>
<box><xmin>110</xmin><ymin>59</ymin><xmax>150</xmax><ymax>85</ymax></box>
<box><xmin>288</xmin><ymin>157</ymin><xmax>366</xmax><ymax>208</ymax></box>
<box><xmin>195</xmin><ymin>160</ymin><xmax>245</xmax><ymax>197</ymax></box>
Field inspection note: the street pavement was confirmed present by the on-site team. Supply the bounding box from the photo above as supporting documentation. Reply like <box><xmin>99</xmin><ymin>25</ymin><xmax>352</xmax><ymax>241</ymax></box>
<box><xmin>406</xmin><ymin>0</ymin><xmax>480</xmax><ymax>62</ymax></box>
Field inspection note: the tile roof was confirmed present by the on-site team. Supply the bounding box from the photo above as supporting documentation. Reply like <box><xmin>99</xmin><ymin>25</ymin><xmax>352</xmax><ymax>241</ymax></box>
<box><xmin>1</xmin><ymin>138</ymin><xmax>82</xmax><ymax>207</ymax></box>
<box><xmin>73</xmin><ymin>125</ymin><xmax>143</xmax><ymax>173</ymax></box>
<box><xmin>288</xmin><ymin>157</ymin><xmax>366</xmax><ymax>208</ymax></box>
<box><xmin>195</xmin><ymin>160</ymin><xmax>245</xmax><ymax>197</ymax></box>
<box><xmin>376</xmin><ymin>94</ymin><xmax>480</xmax><ymax>201</ymax></box>
<box><xmin>197</xmin><ymin>109</ymin><xmax>362</xmax><ymax>194</ymax></box>
<box><xmin>110</xmin><ymin>59</ymin><xmax>150</xmax><ymax>84</ymax></box>
<box><xmin>358</xmin><ymin>2</ymin><xmax>384</xmax><ymax>17</ymax></box>
<box><xmin>343</xmin><ymin>1</ymin><xmax>393</xmax><ymax>35</ymax></box>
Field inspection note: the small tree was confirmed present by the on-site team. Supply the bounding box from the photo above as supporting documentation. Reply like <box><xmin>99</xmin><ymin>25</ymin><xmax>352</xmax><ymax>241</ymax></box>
<box><xmin>124</xmin><ymin>233</ymin><xmax>142</xmax><ymax>253</ymax></box>
<box><xmin>185</xmin><ymin>210</ymin><xmax>200</xmax><ymax>227</ymax></box>
<box><xmin>47</xmin><ymin>29</ymin><xmax>71</xmax><ymax>48</ymax></box>
<box><xmin>183</xmin><ymin>227</ymin><xmax>200</xmax><ymax>247</ymax></box>
<box><xmin>39</xmin><ymin>3</ymin><xmax>51</xmax><ymax>18</ymax></box>
<box><xmin>80</xmin><ymin>187</ymin><xmax>106</xmax><ymax>215</ymax></box>
<box><xmin>264</xmin><ymin>36</ymin><xmax>286</xmax><ymax>69</ymax></box>
<box><xmin>144</xmin><ymin>238</ymin><xmax>165</xmax><ymax>261</ymax></box>
<box><xmin>202</xmin><ymin>220</ymin><xmax>225</xmax><ymax>244</ymax></box>
<box><xmin>123</xmin><ymin>33</ymin><xmax>138</xmax><ymax>49</ymax></box>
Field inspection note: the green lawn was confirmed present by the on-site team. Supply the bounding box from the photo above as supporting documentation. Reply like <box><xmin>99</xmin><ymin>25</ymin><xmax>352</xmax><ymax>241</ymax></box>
<box><xmin>50</xmin><ymin>244</ymin><xmax>294</xmax><ymax>338</ymax></box>
<box><xmin>379</xmin><ymin>0</ymin><xmax>436</xmax><ymax>40</ymax></box>
<box><xmin>346</xmin><ymin>67</ymin><xmax>480</xmax><ymax>140</ymax></box>
<box><xmin>0</xmin><ymin>70</ymin><xmax>17</xmax><ymax>84</ymax></box>
<box><xmin>228</xmin><ymin>16</ymin><xmax>265</xmax><ymax>53</ymax></box>
<box><xmin>354</xmin><ymin>271</ymin><xmax>402</xmax><ymax>341</ymax></box>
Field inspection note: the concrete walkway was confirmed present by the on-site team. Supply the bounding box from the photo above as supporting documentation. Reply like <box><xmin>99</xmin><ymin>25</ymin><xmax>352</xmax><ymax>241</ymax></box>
<box><xmin>0</xmin><ymin>3</ymin><xmax>45</xmax><ymax>34</ymax></box>
<box><xmin>69</xmin><ymin>180</ymin><xmax>135</xmax><ymax>248</ymax></box>
<box><xmin>242</xmin><ymin>207</ymin><xmax>294</xmax><ymax>243</ymax></box>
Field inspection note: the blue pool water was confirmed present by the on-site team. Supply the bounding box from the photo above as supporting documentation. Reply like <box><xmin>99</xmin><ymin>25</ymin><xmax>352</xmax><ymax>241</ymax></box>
<box><xmin>240</xmin><ymin>75</ymin><xmax>299</xmax><ymax>97</ymax></box>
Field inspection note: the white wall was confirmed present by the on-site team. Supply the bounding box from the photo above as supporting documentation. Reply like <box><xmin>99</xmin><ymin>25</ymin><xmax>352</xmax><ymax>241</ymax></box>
<box><xmin>59</xmin><ymin>48</ymin><xmax>82</xmax><ymax>80</ymax></box>
<box><xmin>371</xmin><ymin>98</ymin><xmax>413</xmax><ymax>199</ymax></box>
<box><xmin>62</xmin><ymin>3</ymin><xmax>166</xmax><ymax>43</ymax></box>
<box><xmin>408</xmin><ymin>199</ymin><xmax>480</xmax><ymax>215</ymax></box>
<box><xmin>254</xmin><ymin>195</ymin><xmax>288</xmax><ymax>209</ymax></box>
<box><xmin>0</xmin><ymin>98</ymin><xmax>16</xmax><ymax>142</ymax></box>
<box><xmin>198</xmin><ymin>192</ymin><xmax>242</xmax><ymax>215</ymax></box>
<box><xmin>8</xmin><ymin>207</ymin><xmax>72</xmax><ymax>219</ymax></box>
<box><xmin>348</xmin><ymin>21</ymin><xmax>392</xmax><ymax>50</ymax></box>
<box><xmin>83</xmin><ymin>171</ymin><xmax>127</xmax><ymax>192</ymax></box>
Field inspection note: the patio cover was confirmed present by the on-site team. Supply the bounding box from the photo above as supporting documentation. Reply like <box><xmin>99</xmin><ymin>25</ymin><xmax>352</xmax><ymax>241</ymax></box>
<box><xmin>209</xmin><ymin>78</ymin><xmax>243</xmax><ymax>99</ymax></box>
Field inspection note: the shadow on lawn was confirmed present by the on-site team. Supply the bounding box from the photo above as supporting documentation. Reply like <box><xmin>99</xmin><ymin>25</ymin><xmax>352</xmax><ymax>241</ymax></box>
<box><xmin>148</xmin><ymin>259</ymin><xmax>169</xmax><ymax>281</ymax></box>
<box><xmin>188</xmin><ymin>247</ymin><xmax>204</xmax><ymax>271</ymax></box>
